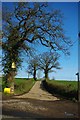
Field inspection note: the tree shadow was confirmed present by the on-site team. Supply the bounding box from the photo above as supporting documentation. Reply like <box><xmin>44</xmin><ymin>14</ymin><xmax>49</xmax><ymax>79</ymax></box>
<box><xmin>40</xmin><ymin>80</ymin><xmax>47</xmax><ymax>91</ymax></box>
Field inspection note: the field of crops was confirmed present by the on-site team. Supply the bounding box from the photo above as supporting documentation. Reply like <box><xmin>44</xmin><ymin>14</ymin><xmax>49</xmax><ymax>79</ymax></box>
<box><xmin>42</xmin><ymin>79</ymin><xmax>78</xmax><ymax>100</ymax></box>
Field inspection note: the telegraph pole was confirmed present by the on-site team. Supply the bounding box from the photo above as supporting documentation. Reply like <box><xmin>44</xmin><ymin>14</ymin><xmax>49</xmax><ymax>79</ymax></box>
<box><xmin>76</xmin><ymin>72</ymin><xmax>80</xmax><ymax>119</ymax></box>
<box><xmin>76</xmin><ymin>73</ymin><xmax>80</xmax><ymax>102</ymax></box>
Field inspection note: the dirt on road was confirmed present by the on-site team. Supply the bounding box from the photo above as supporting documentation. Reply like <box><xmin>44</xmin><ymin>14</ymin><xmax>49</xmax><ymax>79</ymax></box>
<box><xmin>2</xmin><ymin>81</ymin><xmax>79</xmax><ymax>119</ymax></box>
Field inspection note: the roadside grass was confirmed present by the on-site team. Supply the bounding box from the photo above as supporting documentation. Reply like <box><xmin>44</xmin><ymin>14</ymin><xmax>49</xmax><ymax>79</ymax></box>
<box><xmin>2</xmin><ymin>78</ymin><xmax>36</xmax><ymax>97</ymax></box>
<box><xmin>14</xmin><ymin>78</ymin><xmax>35</xmax><ymax>95</ymax></box>
<box><xmin>0</xmin><ymin>77</ymin><xmax>2</xmax><ymax>92</ymax></box>
<box><xmin>42</xmin><ymin>79</ymin><xmax>78</xmax><ymax>101</ymax></box>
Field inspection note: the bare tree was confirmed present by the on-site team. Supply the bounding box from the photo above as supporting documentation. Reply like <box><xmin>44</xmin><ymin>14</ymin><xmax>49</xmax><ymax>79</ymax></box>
<box><xmin>39</xmin><ymin>52</ymin><xmax>61</xmax><ymax>80</ymax></box>
<box><xmin>27</xmin><ymin>57</ymin><xmax>39</xmax><ymax>80</ymax></box>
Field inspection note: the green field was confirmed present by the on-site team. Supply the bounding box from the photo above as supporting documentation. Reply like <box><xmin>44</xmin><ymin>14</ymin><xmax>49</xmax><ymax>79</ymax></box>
<box><xmin>47</xmin><ymin>80</ymin><xmax>78</xmax><ymax>91</ymax></box>
<box><xmin>43</xmin><ymin>79</ymin><xmax>78</xmax><ymax>100</ymax></box>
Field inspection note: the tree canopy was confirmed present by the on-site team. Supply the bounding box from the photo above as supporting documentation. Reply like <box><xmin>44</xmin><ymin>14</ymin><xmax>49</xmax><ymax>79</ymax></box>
<box><xmin>3</xmin><ymin>2</ymin><xmax>72</xmax><ymax>55</ymax></box>
<box><xmin>2</xmin><ymin>2</ymin><xmax>72</xmax><ymax>84</ymax></box>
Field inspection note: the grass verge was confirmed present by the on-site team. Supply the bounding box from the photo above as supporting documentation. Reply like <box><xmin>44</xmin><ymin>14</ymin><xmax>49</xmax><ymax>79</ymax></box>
<box><xmin>42</xmin><ymin>79</ymin><xmax>78</xmax><ymax>101</ymax></box>
<box><xmin>2</xmin><ymin>78</ymin><xmax>36</xmax><ymax>97</ymax></box>
<box><xmin>14</xmin><ymin>78</ymin><xmax>35</xmax><ymax>95</ymax></box>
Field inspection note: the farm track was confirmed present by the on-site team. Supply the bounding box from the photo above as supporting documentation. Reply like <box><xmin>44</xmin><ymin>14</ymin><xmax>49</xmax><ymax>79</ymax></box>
<box><xmin>14</xmin><ymin>81</ymin><xmax>60</xmax><ymax>101</ymax></box>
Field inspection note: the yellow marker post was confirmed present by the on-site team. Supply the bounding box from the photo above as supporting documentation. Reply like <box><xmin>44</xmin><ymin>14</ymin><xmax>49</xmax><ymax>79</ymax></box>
<box><xmin>12</xmin><ymin>62</ymin><xmax>16</xmax><ymax>69</ymax></box>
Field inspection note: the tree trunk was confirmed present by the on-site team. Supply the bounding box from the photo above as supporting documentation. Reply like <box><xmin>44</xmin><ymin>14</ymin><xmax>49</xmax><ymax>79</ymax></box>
<box><xmin>33</xmin><ymin>67</ymin><xmax>36</xmax><ymax>80</ymax></box>
<box><xmin>7</xmin><ymin>71</ymin><xmax>15</xmax><ymax>94</ymax></box>
<box><xmin>45</xmin><ymin>70</ymin><xmax>48</xmax><ymax>81</ymax></box>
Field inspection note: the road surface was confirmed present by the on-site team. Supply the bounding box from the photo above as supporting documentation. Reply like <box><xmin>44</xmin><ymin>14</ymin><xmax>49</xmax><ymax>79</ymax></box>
<box><xmin>14</xmin><ymin>81</ymin><xmax>59</xmax><ymax>101</ymax></box>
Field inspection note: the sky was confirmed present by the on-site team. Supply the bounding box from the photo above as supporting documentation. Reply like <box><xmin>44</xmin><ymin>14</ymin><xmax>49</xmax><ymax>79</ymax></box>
<box><xmin>1</xmin><ymin>2</ymin><xmax>78</xmax><ymax>80</ymax></box>
<box><xmin>1</xmin><ymin>0</ymin><xmax>79</xmax><ymax>2</ymax></box>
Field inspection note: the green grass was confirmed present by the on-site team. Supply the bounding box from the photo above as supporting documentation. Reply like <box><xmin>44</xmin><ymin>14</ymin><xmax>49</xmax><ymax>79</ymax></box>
<box><xmin>0</xmin><ymin>77</ymin><xmax>2</xmax><ymax>84</ymax></box>
<box><xmin>0</xmin><ymin>77</ymin><xmax>2</xmax><ymax>92</ymax></box>
<box><xmin>47</xmin><ymin>80</ymin><xmax>78</xmax><ymax>91</ymax></box>
<box><xmin>2</xmin><ymin>77</ymin><xmax>36</xmax><ymax>95</ymax></box>
<box><xmin>14</xmin><ymin>78</ymin><xmax>35</xmax><ymax>95</ymax></box>
<box><xmin>43</xmin><ymin>79</ymin><xmax>78</xmax><ymax>100</ymax></box>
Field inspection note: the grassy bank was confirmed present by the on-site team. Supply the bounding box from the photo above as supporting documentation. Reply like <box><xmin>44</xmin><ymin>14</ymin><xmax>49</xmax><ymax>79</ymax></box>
<box><xmin>2</xmin><ymin>78</ymin><xmax>36</xmax><ymax>95</ymax></box>
<box><xmin>0</xmin><ymin>77</ymin><xmax>2</xmax><ymax>92</ymax></box>
<box><xmin>42</xmin><ymin>79</ymin><xmax>78</xmax><ymax>101</ymax></box>
<box><xmin>14</xmin><ymin>78</ymin><xmax>35</xmax><ymax>95</ymax></box>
